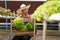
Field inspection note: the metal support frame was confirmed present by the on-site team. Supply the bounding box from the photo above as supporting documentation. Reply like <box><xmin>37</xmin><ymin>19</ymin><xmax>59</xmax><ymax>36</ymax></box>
<box><xmin>10</xmin><ymin>13</ymin><xmax>13</xmax><ymax>40</ymax></box>
<box><xmin>10</xmin><ymin>11</ymin><xmax>16</xmax><ymax>40</ymax></box>
<box><xmin>58</xmin><ymin>23</ymin><xmax>60</xmax><ymax>31</ymax></box>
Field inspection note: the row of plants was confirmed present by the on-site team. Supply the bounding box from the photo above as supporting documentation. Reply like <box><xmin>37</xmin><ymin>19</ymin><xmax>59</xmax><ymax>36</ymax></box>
<box><xmin>0</xmin><ymin>7</ymin><xmax>17</xmax><ymax>17</ymax></box>
<box><xmin>0</xmin><ymin>7</ymin><xmax>12</xmax><ymax>16</ymax></box>
<box><xmin>31</xmin><ymin>1</ymin><xmax>60</xmax><ymax>22</ymax></box>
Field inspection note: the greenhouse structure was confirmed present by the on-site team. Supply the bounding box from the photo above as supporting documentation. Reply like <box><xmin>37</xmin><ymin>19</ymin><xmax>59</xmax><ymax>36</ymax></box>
<box><xmin>0</xmin><ymin>0</ymin><xmax>60</xmax><ymax>40</ymax></box>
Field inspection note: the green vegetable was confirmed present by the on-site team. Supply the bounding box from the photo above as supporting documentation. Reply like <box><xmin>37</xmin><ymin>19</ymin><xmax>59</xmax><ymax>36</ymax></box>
<box><xmin>13</xmin><ymin>17</ymin><xmax>35</xmax><ymax>31</ymax></box>
<box><xmin>31</xmin><ymin>1</ymin><xmax>60</xmax><ymax>22</ymax></box>
<box><xmin>26</xmin><ymin>21</ymin><xmax>34</xmax><ymax>30</ymax></box>
<box><xmin>13</xmin><ymin>17</ymin><xmax>26</xmax><ymax>30</ymax></box>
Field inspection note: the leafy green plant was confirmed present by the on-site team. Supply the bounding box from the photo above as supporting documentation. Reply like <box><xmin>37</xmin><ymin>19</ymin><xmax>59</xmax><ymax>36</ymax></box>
<box><xmin>13</xmin><ymin>17</ymin><xmax>35</xmax><ymax>31</ymax></box>
<box><xmin>26</xmin><ymin>21</ymin><xmax>34</xmax><ymax>30</ymax></box>
<box><xmin>31</xmin><ymin>1</ymin><xmax>60</xmax><ymax>22</ymax></box>
<box><xmin>0</xmin><ymin>7</ymin><xmax>12</xmax><ymax>16</ymax></box>
<box><xmin>13</xmin><ymin>17</ymin><xmax>26</xmax><ymax>30</ymax></box>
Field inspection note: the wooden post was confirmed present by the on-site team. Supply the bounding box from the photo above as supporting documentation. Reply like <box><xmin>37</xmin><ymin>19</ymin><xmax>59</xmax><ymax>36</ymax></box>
<box><xmin>33</xmin><ymin>18</ymin><xmax>36</xmax><ymax>40</ymax></box>
<box><xmin>42</xmin><ymin>20</ymin><xmax>47</xmax><ymax>40</ymax></box>
<box><xmin>42</xmin><ymin>11</ymin><xmax>47</xmax><ymax>40</ymax></box>
<box><xmin>10</xmin><ymin>13</ymin><xmax>13</xmax><ymax>40</ymax></box>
